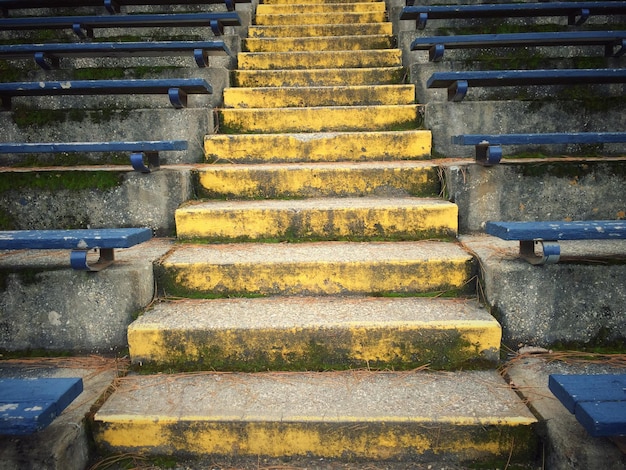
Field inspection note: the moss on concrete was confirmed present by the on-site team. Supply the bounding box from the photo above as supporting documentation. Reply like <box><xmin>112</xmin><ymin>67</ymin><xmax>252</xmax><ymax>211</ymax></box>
<box><xmin>0</xmin><ymin>171</ymin><xmax>123</xmax><ymax>191</ymax></box>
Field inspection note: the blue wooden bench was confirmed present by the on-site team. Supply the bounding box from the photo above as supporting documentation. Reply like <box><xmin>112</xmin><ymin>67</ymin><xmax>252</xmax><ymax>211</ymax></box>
<box><xmin>0</xmin><ymin>227</ymin><xmax>152</xmax><ymax>270</ymax></box>
<box><xmin>485</xmin><ymin>220</ymin><xmax>626</xmax><ymax>264</ymax></box>
<box><xmin>0</xmin><ymin>140</ymin><xmax>187</xmax><ymax>172</ymax></box>
<box><xmin>451</xmin><ymin>132</ymin><xmax>626</xmax><ymax>165</ymax></box>
<box><xmin>549</xmin><ymin>374</ymin><xmax>626</xmax><ymax>437</ymax></box>
<box><xmin>426</xmin><ymin>68</ymin><xmax>626</xmax><ymax>102</ymax></box>
<box><xmin>0</xmin><ymin>40</ymin><xmax>232</xmax><ymax>70</ymax></box>
<box><xmin>411</xmin><ymin>31</ymin><xmax>626</xmax><ymax>62</ymax></box>
<box><xmin>0</xmin><ymin>378</ymin><xmax>83</xmax><ymax>435</ymax></box>
<box><xmin>0</xmin><ymin>0</ymin><xmax>245</xmax><ymax>15</ymax></box>
<box><xmin>400</xmin><ymin>2</ymin><xmax>626</xmax><ymax>30</ymax></box>
<box><xmin>0</xmin><ymin>78</ymin><xmax>212</xmax><ymax>110</ymax></box>
<box><xmin>0</xmin><ymin>11</ymin><xmax>241</xmax><ymax>38</ymax></box>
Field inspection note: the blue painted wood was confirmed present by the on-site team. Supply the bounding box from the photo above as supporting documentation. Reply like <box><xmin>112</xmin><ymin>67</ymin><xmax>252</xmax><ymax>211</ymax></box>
<box><xmin>452</xmin><ymin>132</ymin><xmax>626</xmax><ymax>147</ymax></box>
<box><xmin>0</xmin><ymin>41</ymin><xmax>232</xmax><ymax>69</ymax></box>
<box><xmin>0</xmin><ymin>228</ymin><xmax>152</xmax><ymax>250</ymax></box>
<box><xmin>0</xmin><ymin>378</ymin><xmax>83</xmax><ymax>435</ymax></box>
<box><xmin>0</xmin><ymin>12</ymin><xmax>241</xmax><ymax>36</ymax></box>
<box><xmin>410</xmin><ymin>31</ymin><xmax>626</xmax><ymax>60</ymax></box>
<box><xmin>0</xmin><ymin>140</ymin><xmax>187</xmax><ymax>154</ymax></box>
<box><xmin>486</xmin><ymin>221</ymin><xmax>626</xmax><ymax>241</ymax></box>
<box><xmin>549</xmin><ymin>374</ymin><xmax>626</xmax><ymax>437</ymax></box>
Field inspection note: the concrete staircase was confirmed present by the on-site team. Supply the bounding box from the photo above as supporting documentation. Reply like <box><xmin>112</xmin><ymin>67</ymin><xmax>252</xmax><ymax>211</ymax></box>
<box><xmin>92</xmin><ymin>0</ymin><xmax>539</xmax><ymax>465</ymax></box>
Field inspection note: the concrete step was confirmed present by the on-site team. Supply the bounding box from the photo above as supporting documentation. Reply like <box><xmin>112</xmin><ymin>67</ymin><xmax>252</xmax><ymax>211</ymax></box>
<box><xmin>93</xmin><ymin>370</ymin><xmax>538</xmax><ymax>462</ymax></box>
<box><xmin>254</xmin><ymin>11</ymin><xmax>387</xmax><ymax>25</ymax></box>
<box><xmin>218</xmin><ymin>105</ymin><xmax>419</xmax><ymax>133</ymax></box>
<box><xmin>244</xmin><ymin>35</ymin><xmax>394</xmax><ymax>52</ymax></box>
<box><xmin>203</xmin><ymin>130</ymin><xmax>431</xmax><ymax>163</ymax></box>
<box><xmin>223</xmin><ymin>84</ymin><xmax>414</xmax><ymax>108</ymax></box>
<box><xmin>174</xmin><ymin>197</ymin><xmax>458</xmax><ymax>241</ymax></box>
<box><xmin>232</xmin><ymin>67</ymin><xmax>405</xmax><ymax>87</ymax></box>
<box><xmin>128</xmin><ymin>297</ymin><xmax>501</xmax><ymax>371</ymax></box>
<box><xmin>263</xmin><ymin>0</ymin><xmax>383</xmax><ymax>4</ymax></box>
<box><xmin>194</xmin><ymin>161</ymin><xmax>440</xmax><ymax>199</ymax></box>
<box><xmin>237</xmin><ymin>49</ymin><xmax>402</xmax><ymax>70</ymax></box>
<box><xmin>247</xmin><ymin>23</ymin><xmax>392</xmax><ymax>38</ymax></box>
<box><xmin>257</xmin><ymin>1</ymin><xmax>386</xmax><ymax>14</ymax></box>
<box><xmin>156</xmin><ymin>240</ymin><xmax>474</xmax><ymax>297</ymax></box>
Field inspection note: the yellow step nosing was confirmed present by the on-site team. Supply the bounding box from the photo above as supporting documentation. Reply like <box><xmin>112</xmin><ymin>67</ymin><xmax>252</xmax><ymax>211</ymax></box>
<box><xmin>247</xmin><ymin>23</ymin><xmax>393</xmax><ymax>38</ymax></box>
<box><xmin>243</xmin><ymin>35</ymin><xmax>394</xmax><ymax>52</ymax></box>
<box><xmin>256</xmin><ymin>2</ymin><xmax>387</xmax><ymax>14</ymax></box>
<box><xmin>254</xmin><ymin>12</ymin><xmax>387</xmax><ymax>25</ymax></box>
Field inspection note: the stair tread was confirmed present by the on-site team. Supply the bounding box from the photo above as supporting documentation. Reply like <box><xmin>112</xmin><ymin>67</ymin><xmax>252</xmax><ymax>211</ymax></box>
<box><xmin>95</xmin><ymin>369</ymin><xmax>536</xmax><ymax>424</ymax></box>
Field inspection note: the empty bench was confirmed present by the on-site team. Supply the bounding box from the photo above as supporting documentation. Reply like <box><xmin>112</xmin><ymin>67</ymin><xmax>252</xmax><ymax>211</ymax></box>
<box><xmin>451</xmin><ymin>132</ymin><xmax>626</xmax><ymax>165</ymax></box>
<box><xmin>0</xmin><ymin>227</ymin><xmax>152</xmax><ymax>270</ymax></box>
<box><xmin>426</xmin><ymin>68</ymin><xmax>626</xmax><ymax>102</ymax></box>
<box><xmin>0</xmin><ymin>11</ymin><xmax>242</xmax><ymax>38</ymax></box>
<box><xmin>400</xmin><ymin>2</ymin><xmax>626</xmax><ymax>30</ymax></box>
<box><xmin>0</xmin><ymin>78</ymin><xmax>212</xmax><ymax>110</ymax></box>
<box><xmin>0</xmin><ymin>40</ymin><xmax>232</xmax><ymax>70</ymax></box>
<box><xmin>0</xmin><ymin>378</ymin><xmax>83</xmax><ymax>435</ymax></box>
<box><xmin>485</xmin><ymin>220</ymin><xmax>626</xmax><ymax>264</ymax></box>
<box><xmin>411</xmin><ymin>31</ymin><xmax>626</xmax><ymax>62</ymax></box>
<box><xmin>0</xmin><ymin>140</ymin><xmax>188</xmax><ymax>172</ymax></box>
<box><xmin>549</xmin><ymin>374</ymin><xmax>626</xmax><ymax>438</ymax></box>
<box><xmin>0</xmin><ymin>0</ymin><xmax>247</xmax><ymax>15</ymax></box>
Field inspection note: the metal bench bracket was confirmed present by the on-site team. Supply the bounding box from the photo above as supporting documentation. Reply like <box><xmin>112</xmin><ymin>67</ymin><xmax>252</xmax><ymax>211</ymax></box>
<box><xmin>34</xmin><ymin>51</ymin><xmax>59</xmax><ymax>70</ymax></box>
<box><xmin>210</xmin><ymin>19</ymin><xmax>224</xmax><ymax>36</ymax></box>
<box><xmin>569</xmin><ymin>7</ymin><xmax>590</xmax><ymax>25</ymax></box>
<box><xmin>475</xmin><ymin>143</ymin><xmax>502</xmax><ymax>166</ymax></box>
<box><xmin>429</xmin><ymin>44</ymin><xmax>444</xmax><ymax>62</ymax></box>
<box><xmin>520</xmin><ymin>240</ymin><xmax>561</xmax><ymax>265</ymax></box>
<box><xmin>417</xmin><ymin>12</ymin><xmax>428</xmax><ymax>30</ymax></box>
<box><xmin>193</xmin><ymin>48</ymin><xmax>208</xmax><ymax>67</ymax></box>
<box><xmin>130</xmin><ymin>151</ymin><xmax>160</xmax><ymax>173</ymax></box>
<box><xmin>104</xmin><ymin>0</ymin><xmax>121</xmax><ymax>14</ymax></box>
<box><xmin>448</xmin><ymin>79</ymin><xmax>468</xmax><ymax>102</ymax></box>
<box><xmin>70</xmin><ymin>248</ymin><xmax>115</xmax><ymax>271</ymax></box>
<box><xmin>72</xmin><ymin>23</ymin><xmax>93</xmax><ymax>39</ymax></box>
<box><xmin>168</xmin><ymin>87</ymin><xmax>188</xmax><ymax>108</ymax></box>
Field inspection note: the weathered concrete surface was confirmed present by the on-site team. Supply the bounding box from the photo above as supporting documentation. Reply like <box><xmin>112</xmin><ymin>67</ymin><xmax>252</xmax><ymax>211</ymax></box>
<box><xmin>0</xmin><ymin>239</ymin><xmax>172</xmax><ymax>354</ymax></box>
<box><xmin>506</xmin><ymin>355</ymin><xmax>626</xmax><ymax>470</ymax></box>
<box><xmin>0</xmin><ymin>167</ymin><xmax>194</xmax><ymax>236</ymax></box>
<box><xmin>0</xmin><ymin>356</ymin><xmax>121</xmax><ymax>470</ymax></box>
<box><xmin>443</xmin><ymin>159</ymin><xmax>626</xmax><ymax>233</ymax></box>
<box><xmin>460</xmin><ymin>234</ymin><xmax>626</xmax><ymax>348</ymax></box>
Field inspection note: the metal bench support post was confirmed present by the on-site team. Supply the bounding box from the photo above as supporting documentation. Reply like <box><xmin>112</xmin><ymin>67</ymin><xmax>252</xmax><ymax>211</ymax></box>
<box><xmin>168</xmin><ymin>87</ymin><xmax>188</xmax><ymax>108</ymax></box>
<box><xmin>34</xmin><ymin>52</ymin><xmax>59</xmax><ymax>70</ymax></box>
<box><xmin>70</xmin><ymin>247</ymin><xmax>115</xmax><ymax>271</ymax></box>
<box><xmin>448</xmin><ymin>80</ymin><xmax>468</xmax><ymax>102</ymax></box>
<box><xmin>520</xmin><ymin>240</ymin><xmax>561</xmax><ymax>265</ymax></box>
<box><xmin>475</xmin><ymin>143</ymin><xmax>503</xmax><ymax>166</ymax></box>
<box><xmin>130</xmin><ymin>151</ymin><xmax>160</xmax><ymax>173</ymax></box>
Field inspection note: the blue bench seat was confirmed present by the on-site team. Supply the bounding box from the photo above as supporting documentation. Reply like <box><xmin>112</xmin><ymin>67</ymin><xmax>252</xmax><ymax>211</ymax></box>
<box><xmin>485</xmin><ymin>220</ymin><xmax>626</xmax><ymax>264</ymax></box>
<box><xmin>0</xmin><ymin>378</ymin><xmax>83</xmax><ymax>435</ymax></box>
<box><xmin>400</xmin><ymin>2</ymin><xmax>626</xmax><ymax>30</ymax></box>
<box><xmin>0</xmin><ymin>140</ymin><xmax>188</xmax><ymax>172</ymax></box>
<box><xmin>0</xmin><ymin>227</ymin><xmax>152</xmax><ymax>270</ymax></box>
<box><xmin>0</xmin><ymin>0</ymin><xmax>246</xmax><ymax>15</ymax></box>
<box><xmin>549</xmin><ymin>374</ymin><xmax>626</xmax><ymax>437</ymax></box>
<box><xmin>451</xmin><ymin>132</ymin><xmax>626</xmax><ymax>165</ymax></box>
<box><xmin>0</xmin><ymin>40</ymin><xmax>232</xmax><ymax>70</ymax></box>
<box><xmin>411</xmin><ymin>31</ymin><xmax>626</xmax><ymax>62</ymax></box>
<box><xmin>0</xmin><ymin>11</ymin><xmax>241</xmax><ymax>38</ymax></box>
<box><xmin>426</xmin><ymin>69</ymin><xmax>626</xmax><ymax>102</ymax></box>
<box><xmin>0</xmin><ymin>78</ymin><xmax>212</xmax><ymax>110</ymax></box>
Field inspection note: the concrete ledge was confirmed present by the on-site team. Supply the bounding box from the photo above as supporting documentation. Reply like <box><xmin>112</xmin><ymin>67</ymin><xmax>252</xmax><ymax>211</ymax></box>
<box><xmin>506</xmin><ymin>355</ymin><xmax>625</xmax><ymax>470</ymax></box>
<box><xmin>0</xmin><ymin>356</ymin><xmax>121</xmax><ymax>470</ymax></box>
<box><xmin>443</xmin><ymin>159</ymin><xmax>626</xmax><ymax>232</ymax></box>
<box><xmin>0</xmin><ymin>167</ymin><xmax>194</xmax><ymax>236</ymax></box>
<box><xmin>0</xmin><ymin>239</ymin><xmax>172</xmax><ymax>354</ymax></box>
<box><xmin>461</xmin><ymin>234</ymin><xmax>626</xmax><ymax>348</ymax></box>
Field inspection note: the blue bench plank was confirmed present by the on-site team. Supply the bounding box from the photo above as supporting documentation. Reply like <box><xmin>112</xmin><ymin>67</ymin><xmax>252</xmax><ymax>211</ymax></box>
<box><xmin>0</xmin><ymin>40</ymin><xmax>232</xmax><ymax>69</ymax></box>
<box><xmin>549</xmin><ymin>374</ymin><xmax>626</xmax><ymax>437</ymax></box>
<box><xmin>0</xmin><ymin>12</ymin><xmax>242</xmax><ymax>38</ymax></box>
<box><xmin>485</xmin><ymin>221</ymin><xmax>626</xmax><ymax>264</ymax></box>
<box><xmin>0</xmin><ymin>78</ymin><xmax>212</xmax><ymax>110</ymax></box>
<box><xmin>451</xmin><ymin>132</ymin><xmax>626</xmax><ymax>165</ymax></box>
<box><xmin>0</xmin><ymin>228</ymin><xmax>152</xmax><ymax>270</ymax></box>
<box><xmin>0</xmin><ymin>378</ymin><xmax>83</xmax><ymax>435</ymax></box>
<box><xmin>0</xmin><ymin>140</ymin><xmax>188</xmax><ymax>172</ymax></box>
<box><xmin>411</xmin><ymin>31</ymin><xmax>626</xmax><ymax>61</ymax></box>
<box><xmin>426</xmin><ymin>69</ymin><xmax>626</xmax><ymax>102</ymax></box>
<box><xmin>400</xmin><ymin>2</ymin><xmax>626</xmax><ymax>29</ymax></box>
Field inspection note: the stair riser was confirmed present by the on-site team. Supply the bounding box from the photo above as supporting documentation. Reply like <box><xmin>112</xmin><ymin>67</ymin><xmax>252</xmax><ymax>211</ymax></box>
<box><xmin>223</xmin><ymin>85</ymin><xmax>414</xmax><ymax>108</ymax></box>
<box><xmin>256</xmin><ymin>2</ymin><xmax>386</xmax><ymax>14</ymax></box>
<box><xmin>237</xmin><ymin>50</ymin><xmax>402</xmax><ymax>70</ymax></box>
<box><xmin>233</xmin><ymin>68</ymin><xmax>405</xmax><ymax>87</ymax></box>
<box><xmin>194</xmin><ymin>164</ymin><xmax>439</xmax><ymax>199</ymax></box>
<box><xmin>175</xmin><ymin>204</ymin><xmax>458</xmax><ymax>241</ymax></box>
<box><xmin>263</xmin><ymin>0</ymin><xmax>383</xmax><ymax>4</ymax></box>
<box><xmin>95</xmin><ymin>420</ymin><xmax>537</xmax><ymax>461</ymax></box>
<box><xmin>255</xmin><ymin>12</ymin><xmax>387</xmax><ymax>25</ymax></box>
<box><xmin>248</xmin><ymin>23</ymin><xmax>392</xmax><ymax>38</ymax></box>
<box><xmin>157</xmin><ymin>260</ymin><xmax>474</xmax><ymax>297</ymax></box>
<box><xmin>204</xmin><ymin>131</ymin><xmax>431</xmax><ymax>163</ymax></box>
<box><xmin>218</xmin><ymin>106</ymin><xmax>419</xmax><ymax>133</ymax></box>
<box><xmin>245</xmin><ymin>36</ymin><xmax>393</xmax><ymax>52</ymax></box>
